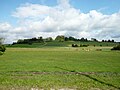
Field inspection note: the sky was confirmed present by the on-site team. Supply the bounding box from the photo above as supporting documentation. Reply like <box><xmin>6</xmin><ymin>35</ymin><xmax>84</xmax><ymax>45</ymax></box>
<box><xmin>0</xmin><ymin>0</ymin><xmax>120</xmax><ymax>44</ymax></box>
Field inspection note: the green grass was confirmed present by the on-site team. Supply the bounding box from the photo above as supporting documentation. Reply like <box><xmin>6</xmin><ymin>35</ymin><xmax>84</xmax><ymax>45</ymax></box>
<box><xmin>6</xmin><ymin>41</ymin><xmax>118</xmax><ymax>48</ymax></box>
<box><xmin>0</xmin><ymin>47</ymin><xmax>120</xmax><ymax>90</ymax></box>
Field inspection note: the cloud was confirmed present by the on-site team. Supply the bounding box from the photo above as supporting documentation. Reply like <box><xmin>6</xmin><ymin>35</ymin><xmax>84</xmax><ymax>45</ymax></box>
<box><xmin>0</xmin><ymin>22</ymin><xmax>12</xmax><ymax>33</ymax></box>
<box><xmin>0</xmin><ymin>0</ymin><xmax>120</xmax><ymax>43</ymax></box>
<box><xmin>0</xmin><ymin>22</ymin><xmax>13</xmax><ymax>43</ymax></box>
<box><xmin>57</xmin><ymin>0</ymin><xmax>70</xmax><ymax>9</ymax></box>
<box><xmin>12</xmin><ymin>3</ymin><xmax>50</xmax><ymax>19</ymax></box>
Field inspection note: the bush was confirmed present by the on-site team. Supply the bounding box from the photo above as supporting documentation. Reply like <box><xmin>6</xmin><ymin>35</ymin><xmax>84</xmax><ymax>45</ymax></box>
<box><xmin>72</xmin><ymin>44</ymin><xmax>78</xmax><ymax>47</ymax></box>
<box><xmin>80</xmin><ymin>44</ymin><xmax>89</xmax><ymax>47</ymax></box>
<box><xmin>0</xmin><ymin>45</ymin><xmax>6</xmax><ymax>52</ymax></box>
<box><xmin>111</xmin><ymin>45</ymin><xmax>120</xmax><ymax>50</ymax></box>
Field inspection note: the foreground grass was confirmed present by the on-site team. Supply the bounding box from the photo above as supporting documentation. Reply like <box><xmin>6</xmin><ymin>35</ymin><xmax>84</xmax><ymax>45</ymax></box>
<box><xmin>0</xmin><ymin>47</ymin><xmax>120</xmax><ymax>90</ymax></box>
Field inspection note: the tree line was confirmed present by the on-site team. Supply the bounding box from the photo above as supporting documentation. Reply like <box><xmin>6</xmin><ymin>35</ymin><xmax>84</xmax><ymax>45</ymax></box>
<box><xmin>11</xmin><ymin>35</ymin><xmax>115</xmax><ymax>45</ymax></box>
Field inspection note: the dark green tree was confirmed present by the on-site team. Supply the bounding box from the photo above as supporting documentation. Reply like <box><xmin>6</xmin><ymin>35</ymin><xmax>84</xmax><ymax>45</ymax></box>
<box><xmin>44</xmin><ymin>37</ymin><xmax>53</xmax><ymax>42</ymax></box>
<box><xmin>111</xmin><ymin>45</ymin><xmax>120</xmax><ymax>50</ymax></box>
<box><xmin>55</xmin><ymin>35</ymin><xmax>65</xmax><ymax>42</ymax></box>
<box><xmin>0</xmin><ymin>38</ymin><xmax>6</xmax><ymax>55</ymax></box>
<box><xmin>0</xmin><ymin>45</ymin><xmax>6</xmax><ymax>53</ymax></box>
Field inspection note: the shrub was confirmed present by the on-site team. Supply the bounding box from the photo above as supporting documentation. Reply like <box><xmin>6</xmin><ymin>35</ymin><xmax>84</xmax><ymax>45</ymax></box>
<box><xmin>96</xmin><ymin>49</ymin><xmax>102</xmax><ymax>51</ymax></box>
<box><xmin>80</xmin><ymin>44</ymin><xmax>89</xmax><ymax>47</ymax></box>
<box><xmin>0</xmin><ymin>45</ymin><xmax>6</xmax><ymax>52</ymax></box>
<box><xmin>111</xmin><ymin>45</ymin><xmax>120</xmax><ymax>50</ymax></box>
<box><xmin>72</xmin><ymin>44</ymin><xmax>78</xmax><ymax>47</ymax></box>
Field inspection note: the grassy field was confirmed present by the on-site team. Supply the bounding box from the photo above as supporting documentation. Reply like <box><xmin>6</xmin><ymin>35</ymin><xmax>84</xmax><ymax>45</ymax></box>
<box><xmin>0</xmin><ymin>47</ymin><xmax>120</xmax><ymax>90</ymax></box>
<box><xmin>6</xmin><ymin>41</ymin><xmax>119</xmax><ymax>48</ymax></box>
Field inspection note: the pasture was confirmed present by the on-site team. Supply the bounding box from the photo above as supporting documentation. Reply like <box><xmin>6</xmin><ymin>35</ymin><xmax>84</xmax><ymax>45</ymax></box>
<box><xmin>0</xmin><ymin>47</ymin><xmax>120</xmax><ymax>90</ymax></box>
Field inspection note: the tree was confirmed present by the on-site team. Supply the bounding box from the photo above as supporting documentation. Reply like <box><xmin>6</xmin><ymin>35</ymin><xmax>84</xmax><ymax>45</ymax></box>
<box><xmin>0</xmin><ymin>45</ymin><xmax>6</xmax><ymax>53</ymax></box>
<box><xmin>0</xmin><ymin>38</ymin><xmax>2</xmax><ymax>45</ymax></box>
<box><xmin>111</xmin><ymin>40</ymin><xmax>114</xmax><ymax>42</ymax></box>
<box><xmin>44</xmin><ymin>37</ymin><xmax>53</xmax><ymax>42</ymax></box>
<box><xmin>69</xmin><ymin>36</ymin><xmax>75</xmax><ymax>41</ymax></box>
<box><xmin>17</xmin><ymin>39</ymin><xmax>24</xmax><ymax>44</ymax></box>
<box><xmin>38</xmin><ymin>37</ymin><xmax>43</xmax><ymax>42</ymax></box>
<box><xmin>80</xmin><ymin>38</ymin><xmax>88</xmax><ymax>42</ymax></box>
<box><xmin>102</xmin><ymin>40</ymin><xmax>104</xmax><ymax>42</ymax></box>
<box><xmin>108</xmin><ymin>40</ymin><xmax>111</xmax><ymax>42</ymax></box>
<box><xmin>91</xmin><ymin>38</ymin><xmax>98</xmax><ymax>42</ymax></box>
<box><xmin>55</xmin><ymin>35</ymin><xmax>65</xmax><ymax>42</ymax></box>
<box><xmin>0</xmin><ymin>38</ymin><xmax>5</xmax><ymax>45</ymax></box>
<box><xmin>65</xmin><ymin>37</ymin><xmax>69</xmax><ymax>41</ymax></box>
<box><xmin>0</xmin><ymin>38</ymin><xmax>6</xmax><ymax>54</ymax></box>
<box><xmin>111</xmin><ymin>45</ymin><xmax>120</xmax><ymax>50</ymax></box>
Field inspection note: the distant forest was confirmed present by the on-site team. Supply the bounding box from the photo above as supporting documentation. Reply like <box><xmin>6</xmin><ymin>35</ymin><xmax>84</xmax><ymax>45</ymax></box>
<box><xmin>12</xmin><ymin>35</ymin><xmax>115</xmax><ymax>45</ymax></box>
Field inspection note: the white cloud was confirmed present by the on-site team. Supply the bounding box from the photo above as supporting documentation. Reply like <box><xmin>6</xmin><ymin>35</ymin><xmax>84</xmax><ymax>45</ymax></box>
<box><xmin>57</xmin><ymin>0</ymin><xmax>71</xmax><ymax>9</ymax></box>
<box><xmin>12</xmin><ymin>3</ymin><xmax>50</xmax><ymax>19</ymax></box>
<box><xmin>0</xmin><ymin>0</ymin><xmax>120</xmax><ymax>43</ymax></box>
<box><xmin>0</xmin><ymin>22</ymin><xmax>12</xmax><ymax>33</ymax></box>
<box><xmin>0</xmin><ymin>22</ymin><xmax>12</xmax><ymax>43</ymax></box>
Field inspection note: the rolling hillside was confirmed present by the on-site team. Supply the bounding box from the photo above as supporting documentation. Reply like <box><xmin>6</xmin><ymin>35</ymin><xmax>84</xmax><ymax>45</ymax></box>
<box><xmin>6</xmin><ymin>41</ymin><xmax>119</xmax><ymax>48</ymax></box>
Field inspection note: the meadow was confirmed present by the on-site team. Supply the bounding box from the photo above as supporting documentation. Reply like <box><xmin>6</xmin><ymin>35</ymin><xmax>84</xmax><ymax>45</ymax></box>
<box><xmin>7</xmin><ymin>41</ymin><xmax>118</xmax><ymax>48</ymax></box>
<box><xmin>0</xmin><ymin>47</ymin><xmax>120</xmax><ymax>90</ymax></box>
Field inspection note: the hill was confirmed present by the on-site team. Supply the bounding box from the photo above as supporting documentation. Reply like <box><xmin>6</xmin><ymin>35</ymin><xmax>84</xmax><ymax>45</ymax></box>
<box><xmin>6</xmin><ymin>41</ymin><xmax>118</xmax><ymax>48</ymax></box>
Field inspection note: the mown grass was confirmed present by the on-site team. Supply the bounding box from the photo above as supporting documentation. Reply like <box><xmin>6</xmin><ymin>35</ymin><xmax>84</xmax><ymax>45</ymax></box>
<box><xmin>0</xmin><ymin>47</ymin><xmax>120</xmax><ymax>90</ymax></box>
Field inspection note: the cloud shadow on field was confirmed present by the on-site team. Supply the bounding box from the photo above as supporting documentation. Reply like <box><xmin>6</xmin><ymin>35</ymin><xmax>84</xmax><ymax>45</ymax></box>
<box><xmin>54</xmin><ymin>66</ymin><xmax>120</xmax><ymax>89</ymax></box>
